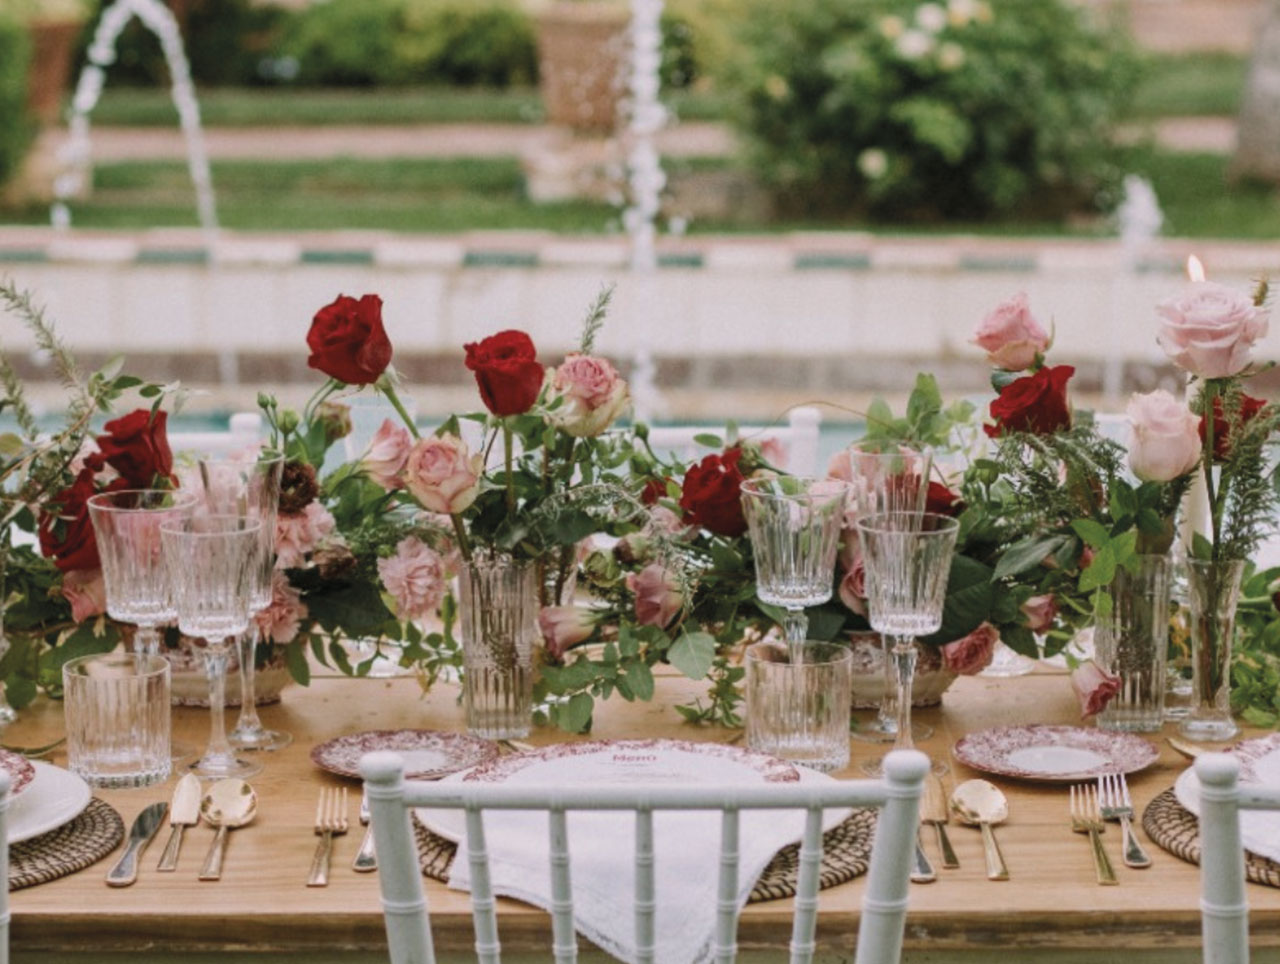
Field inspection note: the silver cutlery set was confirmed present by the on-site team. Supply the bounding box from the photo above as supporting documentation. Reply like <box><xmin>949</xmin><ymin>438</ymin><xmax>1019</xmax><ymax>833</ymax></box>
<box><xmin>106</xmin><ymin>778</ymin><xmax>377</xmax><ymax>887</ymax></box>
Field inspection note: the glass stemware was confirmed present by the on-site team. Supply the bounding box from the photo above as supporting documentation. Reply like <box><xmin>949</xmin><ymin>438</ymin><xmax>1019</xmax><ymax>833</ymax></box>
<box><xmin>856</xmin><ymin>511</ymin><xmax>959</xmax><ymax>774</ymax></box>
<box><xmin>740</xmin><ymin>476</ymin><xmax>849</xmax><ymax>663</ymax></box>
<box><xmin>841</xmin><ymin>442</ymin><xmax>933</xmax><ymax>742</ymax></box>
<box><xmin>198</xmin><ymin>452</ymin><xmax>289</xmax><ymax>751</ymax></box>
<box><xmin>161</xmin><ymin>515</ymin><xmax>264</xmax><ymax>780</ymax></box>
<box><xmin>87</xmin><ymin>489</ymin><xmax>199</xmax><ymax>657</ymax></box>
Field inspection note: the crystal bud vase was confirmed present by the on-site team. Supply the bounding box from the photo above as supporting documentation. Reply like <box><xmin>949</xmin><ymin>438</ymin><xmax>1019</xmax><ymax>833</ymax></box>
<box><xmin>459</xmin><ymin>553</ymin><xmax>536</xmax><ymax>740</ymax></box>
<box><xmin>1095</xmin><ymin>554</ymin><xmax>1170</xmax><ymax>733</ymax></box>
<box><xmin>1179</xmin><ymin>558</ymin><xmax>1244</xmax><ymax>742</ymax></box>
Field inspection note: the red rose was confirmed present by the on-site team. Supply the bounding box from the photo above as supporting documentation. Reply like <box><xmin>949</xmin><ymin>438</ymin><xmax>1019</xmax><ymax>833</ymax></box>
<box><xmin>1198</xmin><ymin>393</ymin><xmax>1267</xmax><ymax>462</ymax></box>
<box><xmin>306</xmin><ymin>294</ymin><xmax>393</xmax><ymax>386</ymax></box>
<box><xmin>925</xmin><ymin>481</ymin><xmax>964</xmax><ymax>516</ymax></box>
<box><xmin>97</xmin><ymin>409</ymin><xmax>175</xmax><ymax>487</ymax></box>
<box><xmin>679</xmin><ymin>447</ymin><xmax>748</xmax><ymax>537</ymax></box>
<box><xmin>985</xmin><ymin>365</ymin><xmax>1075</xmax><ymax>438</ymax></box>
<box><xmin>38</xmin><ymin>468</ymin><xmax>100</xmax><ymax>572</ymax></box>
<box><xmin>640</xmin><ymin>477</ymin><xmax>670</xmax><ymax>506</ymax></box>
<box><xmin>464</xmin><ymin>330</ymin><xmax>544</xmax><ymax>417</ymax></box>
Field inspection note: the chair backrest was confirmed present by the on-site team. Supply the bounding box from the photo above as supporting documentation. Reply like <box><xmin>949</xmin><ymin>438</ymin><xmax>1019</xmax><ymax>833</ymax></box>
<box><xmin>167</xmin><ymin>412</ymin><xmax>263</xmax><ymax>458</ymax></box>
<box><xmin>0</xmin><ymin>771</ymin><xmax>10</xmax><ymax>964</ymax></box>
<box><xmin>362</xmin><ymin>747</ymin><xmax>926</xmax><ymax>964</ymax></box>
<box><xmin>1195</xmin><ymin>753</ymin><xmax>1280</xmax><ymax>964</ymax></box>
<box><xmin>643</xmin><ymin>407</ymin><xmax>823</xmax><ymax>478</ymax></box>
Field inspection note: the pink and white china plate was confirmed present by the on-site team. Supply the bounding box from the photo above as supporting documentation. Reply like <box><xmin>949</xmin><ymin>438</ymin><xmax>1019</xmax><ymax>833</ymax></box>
<box><xmin>310</xmin><ymin>729</ymin><xmax>499</xmax><ymax>781</ymax></box>
<box><xmin>1174</xmin><ymin>733</ymin><xmax>1280</xmax><ymax>864</ymax></box>
<box><xmin>952</xmin><ymin>725</ymin><xmax>1159</xmax><ymax>782</ymax></box>
<box><xmin>0</xmin><ymin>747</ymin><xmax>37</xmax><ymax>799</ymax></box>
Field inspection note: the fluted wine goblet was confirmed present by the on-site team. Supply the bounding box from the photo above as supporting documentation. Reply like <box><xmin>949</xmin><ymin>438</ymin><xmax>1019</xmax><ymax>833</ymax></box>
<box><xmin>87</xmin><ymin>489</ymin><xmax>199</xmax><ymax>657</ymax></box>
<box><xmin>740</xmin><ymin>477</ymin><xmax>849</xmax><ymax>663</ymax></box>
<box><xmin>161</xmin><ymin>515</ymin><xmax>264</xmax><ymax>780</ymax></box>
<box><xmin>841</xmin><ymin>441</ymin><xmax>933</xmax><ymax>743</ymax></box>
<box><xmin>856</xmin><ymin>511</ymin><xmax>958</xmax><ymax>776</ymax></box>
<box><xmin>198</xmin><ymin>452</ymin><xmax>289</xmax><ymax>751</ymax></box>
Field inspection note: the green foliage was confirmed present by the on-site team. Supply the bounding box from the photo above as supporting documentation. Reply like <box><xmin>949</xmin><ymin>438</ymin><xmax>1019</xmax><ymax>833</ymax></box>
<box><xmin>280</xmin><ymin>0</ymin><xmax>537</xmax><ymax>88</ymax></box>
<box><xmin>0</xmin><ymin>11</ymin><xmax>31</xmax><ymax>189</ymax></box>
<box><xmin>723</xmin><ymin>0</ymin><xmax>1139</xmax><ymax>221</ymax></box>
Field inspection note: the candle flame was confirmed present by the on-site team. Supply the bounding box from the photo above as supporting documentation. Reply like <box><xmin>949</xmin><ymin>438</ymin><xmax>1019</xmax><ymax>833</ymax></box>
<box><xmin>1187</xmin><ymin>255</ymin><xmax>1206</xmax><ymax>283</ymax></box>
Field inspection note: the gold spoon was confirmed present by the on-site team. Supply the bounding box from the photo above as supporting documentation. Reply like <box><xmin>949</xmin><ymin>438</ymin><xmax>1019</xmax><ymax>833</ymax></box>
<box><xmin>951</xmin><ymin>778</ymin><xmax>1011</xmax><ymax>881</ymax></box>
<box><xmin>198</xmin><ymin>779</ymin><xmax>258</xmax><ymax>881</ymax></box>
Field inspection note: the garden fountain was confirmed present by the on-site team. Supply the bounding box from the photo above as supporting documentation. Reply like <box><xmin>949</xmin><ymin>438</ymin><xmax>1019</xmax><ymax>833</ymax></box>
<box><xmin>52</xmin><ymin>0</ymin><xmax>217</xmax><ymax>237</ymax></box>
<box><xmin>1103</xmin><ymin>174</ymin><xmax>1165</xmax><ymax>401</ymax></box>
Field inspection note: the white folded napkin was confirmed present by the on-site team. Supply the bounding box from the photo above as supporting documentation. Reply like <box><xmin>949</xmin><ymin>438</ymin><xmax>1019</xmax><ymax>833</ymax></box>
<box><xmin>429</xmin><ymin>749</ymin><xmax>845</xmax><ymax>964</ymax></box>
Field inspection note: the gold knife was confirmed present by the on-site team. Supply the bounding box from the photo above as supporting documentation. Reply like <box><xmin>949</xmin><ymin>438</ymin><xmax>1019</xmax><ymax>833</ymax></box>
<box><xmin>157</xmin><ymin>773</ymin><xmax>201</xmax><ymax>872</ymax></box>
<box><xmin>922</xmin><ymin>774</ymin><xmax>960</xmax><ymax>869</ymax></box>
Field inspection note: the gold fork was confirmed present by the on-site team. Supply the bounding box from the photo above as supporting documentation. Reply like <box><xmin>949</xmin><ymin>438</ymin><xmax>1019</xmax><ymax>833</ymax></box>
<box><xmin>306</xmin><ymin>787</ymin><xmax>348</xmax><ymax>887</ymax></box>
<box><xmin>1070</xmin><ymin>784</ymin><xmax>1118</xmax><ymax>886</ymax></box>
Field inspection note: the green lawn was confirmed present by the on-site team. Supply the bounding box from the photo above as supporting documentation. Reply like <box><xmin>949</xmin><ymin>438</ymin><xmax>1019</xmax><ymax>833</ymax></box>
<box><xmin>1129</xmin><ymin>52</ymin><xmax>1247</xmax><ymax>119</ymax></box>
<box><xmin>6</xmin><ymin>150</ymin><xmax>1277</xmax><ymax>238</ymax></box>
<box><xmin>83</xmin><ymin>85</ymin><xmax>729</xmax><ymax>127</ymax></box>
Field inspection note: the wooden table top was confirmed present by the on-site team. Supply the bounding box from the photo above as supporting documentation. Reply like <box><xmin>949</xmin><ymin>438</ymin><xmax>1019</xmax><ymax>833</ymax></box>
<box><xmin>6</xmin><ymin>667</ymin><xmax>1275</xmax><ymax>956</ymax></box>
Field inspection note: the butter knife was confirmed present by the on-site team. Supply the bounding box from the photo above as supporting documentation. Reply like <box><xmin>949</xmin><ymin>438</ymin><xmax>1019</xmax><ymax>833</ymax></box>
<box><xmin>157</xmin><ymin>774</ymin><xmax>201</xmax><ymax>872</ymax></box>
<box><xmin>922</xmin><ymin>775</ymin><xmax>960</xmax><ymax>869</ymax></box>
<box><xmin>106</xmin><ymin>802</ymin><xmax>168</xmax><ymax>887</ymax></box>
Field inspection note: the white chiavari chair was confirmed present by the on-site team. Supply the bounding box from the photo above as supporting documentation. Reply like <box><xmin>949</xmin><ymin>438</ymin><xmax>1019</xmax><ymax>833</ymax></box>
<box><xmin>362</xmin><ymin>747</ymin><xmax>926</xmax><ymax>964</ymax></box>
<box><xmin>1195</xmin><ymin>753</ymin><xmax>1280</xmax><ymax>964</ymax></box>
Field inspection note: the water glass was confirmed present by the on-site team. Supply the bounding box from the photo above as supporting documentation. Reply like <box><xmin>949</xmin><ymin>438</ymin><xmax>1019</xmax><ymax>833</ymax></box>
<box><xmin>459</xmin><ymin>554</ymin><xmax>536</xmax><ymax>740</ymax></box>
<box><xmin>740</xmin><ymin>476</ymin><xmax>848</xmax><ymax>658</ymax></box>
<box><xmin>64</xmin><ymin>652</ymin><xmax>171</xmax><ymax>788</ymax></box>
<box><xmin>198</xmin><ymin>452</ymin><xmax>290</xmax><ymax>751</ymax></box>
<box><xmin>161</xmin><ymin>515</ymin><xmax>263</xmax><ymax>780</ymax></box>
<box><xmin>745</xmin><ymin>641</ymin><xmax>852</xmax><ymax>773</ymax></box>
<box><xmin>87</xmin><ymin>489</ymin><xmax>199</xmax><ymax>657</ymax></box>
<box><xmin>1095</xmin><ymin>554</ymin><xmax>1171</xmax><ymax>732</ymax></box>
<box><xmin>856</xmin><ymin>511</ymin><xmax>959</xmax><ymax>769</ymax></box>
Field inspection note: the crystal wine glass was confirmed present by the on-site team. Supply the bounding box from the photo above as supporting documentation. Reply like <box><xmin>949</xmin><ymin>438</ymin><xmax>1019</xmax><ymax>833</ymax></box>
<box><xmin>740</xmin><ymin>476</ymin><xmax>849</xmax><ymax>663</ymax></box>
<box><xmin>87</xmin><ymin>489</ymin><xmax>199</xmax><ymax>657</ymax></box>
<box><xmin>161</xmin><ymin>515</ymin><xmax>264</xmax><ymax>780</ymax></box>
<box><xmin>198</xmin><ymin>452</ymin><xmax>289</xmax><ymax>751</ymax></box>
<box><xmin>842</xmin><ymin>442</ymin><xmax>932</xmax><ymax>742</ymax></box>
<box><xmin>856</xmin><ymin>511</ymin><xmax>959</xmax><ymax>775</ymax></box>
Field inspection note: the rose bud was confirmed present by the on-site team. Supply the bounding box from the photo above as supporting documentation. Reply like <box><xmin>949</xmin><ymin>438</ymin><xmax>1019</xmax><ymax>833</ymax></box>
<box><xmin>314</xmin><ymin>400</ymin><xmax>353</xmax><ymax>446</ymax></box>
<box><xmin>464</xmin><ymin>330</ymin><xmax>545</xmax><ymax>417</ymax></box>
<box><xmin>1020</xmin><ymin>594</ymin><xmax>1057</xmax><ymax>634</ymax></box>
<box><xmin>1127</xmin><ymin>390</ymin><xmax>1200</xmax><ymax>482</ymax></box>
<box><xmin>940</xmin><ymin>622</ymin><xmax>999</xmax><ymax>675</ymax></box>
<box><xmin>307</xmin><ymin>294</ymin><xmax>393</xmax><ymax>385</ymax></box>
<box><xmin>625</xmin><ymin>563</ymin><xmax>684</xmax><ymax>628</ymax></box>
<box><xmin>1071</xmin><ymin>659</ymin><xmax>1121</xmax><ymax>718</ymax></box>
<box><xmin>538</xmin><ymin>606</ymin><xmax>598</xmax><ymax>660</ymax></box>
<box><xmin>971</xmin><ymin>292</ymin><xmax>1051</xmax><ymax>371</ymax></box>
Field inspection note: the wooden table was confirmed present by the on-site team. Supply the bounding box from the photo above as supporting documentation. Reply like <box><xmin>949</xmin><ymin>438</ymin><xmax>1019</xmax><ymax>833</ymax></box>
<box><xmin>7</xmin><ymin>668</ymin><xmax>1280</xmax><ymax>963</ymax></box>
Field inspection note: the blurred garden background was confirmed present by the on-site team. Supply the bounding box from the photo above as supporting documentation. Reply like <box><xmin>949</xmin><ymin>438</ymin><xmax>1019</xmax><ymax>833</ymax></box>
<box><xmin>0</xmin><ymin>0</ymin><xmax>1279</xmax><ymax>426</ymax></box>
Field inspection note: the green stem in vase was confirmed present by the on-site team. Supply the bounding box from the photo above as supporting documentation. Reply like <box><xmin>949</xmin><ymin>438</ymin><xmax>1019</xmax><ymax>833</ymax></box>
<box><xmin>450</xmin><ymin>513</ymin><xmax>473</xmax><ymax>564</ymax></box>
<box><xmin>1200</xmin><ymin>380</ymin><xmax>1223</xmax><ymax>562</ymax></box>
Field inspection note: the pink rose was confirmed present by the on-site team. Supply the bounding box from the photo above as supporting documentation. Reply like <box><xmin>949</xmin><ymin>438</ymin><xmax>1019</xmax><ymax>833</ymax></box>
<box><xmin>826</xmin><ymin>450</ymin><xmax>854</xmax><ymax>484</ymax></box>
<box><xmin>404</xmin><ymin>434</ymin><xmax>482</xmax><ymax>515</ymax></box>
<box><xmin>940</xmin><ymin>622</ymin><xmax>999</xmax><ymax>675</ymax></box>
<box><xmin>538</xmin><ymin>606</ymin><xmax>597</xmax><ymax>659</ymax></box>
<box><xmin>377</xmin><ymin>537</ymin><xmax>449</xmax><ymax>622</ymax></box>
<box><xmin>1071</xmin><ymin>659</ymin><xmax>1121</xmax><ymax>718</ymax></box>
<box><xmin>1156</xmin><ymin>281</ymin><xmax>1269</xmax><ymax>379</ymax></box>
<box><xmin>61</xmin><ymin>568</ymin><xmax>107</xmax><ymax>623</ymax></box>
<box><xmin>275</xmin><ymin>501</ymin><xmax>336</xmax><ymax>569</ymax></box>
<box><xmin>625</xmin><ymin>562</ymin><xmax>683</xmax><ymax>628</ymax></box>
<box><xmin>1126</xmin><ymin>390</ymin><xmax>1201</xmax><ymax>482</ymax></box>
<box><xmin>548</xmin><ymin>353</ymin><xmax>629</xmax><ymax>438</ymax></box>
<box><xmin>972</xmin><ymin>293</ymin><xmax>1051</xmax><ymax>371</ymax></box>
<box><xmin>838</xmin><ymin>556</ymin><xmax>867</xmax><ymax>617</ymax></box>
<box><xmin>255</xmin><ymin>571</ymin><xmax>308</xmax><ymax>644</ymax></box>
<box><xmin>1020</xmin><ymin>594</ymin><xmax>1057</xmax><ymax>634</ymax></box>
<box><xmin>361</xmin><ymin>418</ymin><xmax>413</xmax><ymax>491</ymax></box>
<box><xmin>759</xmin><ymin>437</ymin><xmax>788</xmax><ymax>470</ymax></box>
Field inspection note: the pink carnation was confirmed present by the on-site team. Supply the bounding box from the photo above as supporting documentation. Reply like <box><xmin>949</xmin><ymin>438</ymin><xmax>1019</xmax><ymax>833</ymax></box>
<box><xmin>254</xmin><ymin>570</ymin><xmax>308</xmax><ymax>644</ymax></box>
<box><xmin>940</xmin><ymin>622</ymin><xmax>999</xmax><ymax>675</ymax></box>
<box><xmin>275</xmin><ymin>501</ymin><xmax>336</xmax><ymax>569</ymax></box>
<box><xmin>376</xmin><ymin>536</ymin><xmax>449</xmax><ymax>622</ymax></box>
<box><xmin>361</xmin><ymin>418</ymin><xmax>412</xmax><ymax>491</ymax></box>
<box><xmin>61</xmin><ymin>568</ymin><xmax>107</xmax><ymax>623</ymax></box>
<box><xmin>1071</xmin><ymin>659</ymin><xmax>1122</xmax><ymax>718</ymax></box>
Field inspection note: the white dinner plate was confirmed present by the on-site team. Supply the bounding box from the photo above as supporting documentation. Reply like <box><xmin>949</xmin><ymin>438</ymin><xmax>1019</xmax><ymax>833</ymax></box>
<box><xmin>952</xmin><ymin>724</ymin><xmax>1159</xmax><ymax>782</ymax></box>
<box><xmin>1174</xmin><ymin>733</ymin><xmax>1280</xmax><ymax>864</ymax></box>
<box><xmin>8</xmin><ymin>761</ymin><xmax>92</xmax><ymax>843</ymax></box>
<box><xmin>417</xmin><ymin>738</ymin><xmax>841</xmax><ymax>844</ymax></box>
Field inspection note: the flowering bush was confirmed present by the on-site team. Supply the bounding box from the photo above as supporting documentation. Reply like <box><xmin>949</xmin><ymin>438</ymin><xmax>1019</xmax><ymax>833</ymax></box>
<box><xmin>724</xmin><ymin>0</ymin><xmax>1138</xmax><ymax>220</ymax></box>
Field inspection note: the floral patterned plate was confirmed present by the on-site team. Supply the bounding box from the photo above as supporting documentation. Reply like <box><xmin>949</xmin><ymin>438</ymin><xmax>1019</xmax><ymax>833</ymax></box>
<box><xmin>310</xmin><ymin>730</ymin><xmax>499</xmax><ymax>781</ymax></box>
<box><xmin>952</xmin><ymin>725</ymin><xmax>1159</xmax><ymax>782</ymax></box>
<box><xmin>0</xmin><ymin>747</ymin><xmax>37</xmax><ymax>799</ymax></box>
